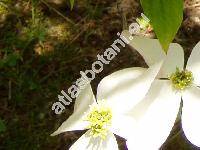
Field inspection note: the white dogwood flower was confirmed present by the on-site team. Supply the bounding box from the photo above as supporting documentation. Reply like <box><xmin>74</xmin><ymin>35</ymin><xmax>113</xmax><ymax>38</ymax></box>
<box><xmin>51</xmin><ymin>62</ymin><xmax>163</xmax><ymax>150</ymax></box>
<box><xmin>122</xmin><ymin>30</ymin><xmax>200</xmax><ymax>149</ymax></box>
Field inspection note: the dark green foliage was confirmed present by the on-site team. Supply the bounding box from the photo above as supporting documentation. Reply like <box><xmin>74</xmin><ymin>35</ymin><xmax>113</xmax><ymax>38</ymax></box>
<box><xmin>0</xmin><ymin>119</ymin><xmax>6</xmax><ymax>133</ymax></box>
<box><xmin>140</xmin><ymin>0</ymin><xmax>183</xmax><ymax>51</ymax></box>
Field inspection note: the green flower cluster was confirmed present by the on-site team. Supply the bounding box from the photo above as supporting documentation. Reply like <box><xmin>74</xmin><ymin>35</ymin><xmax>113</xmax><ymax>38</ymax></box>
<box><xmin>86</xmin><ymin>105</ymin><xmax>112</xmax><ymax>139</ymax></box>
<box><xmin>170</xmin><ymin>68</ymin><xmax>194</xmax><ymax>90</ymax></box>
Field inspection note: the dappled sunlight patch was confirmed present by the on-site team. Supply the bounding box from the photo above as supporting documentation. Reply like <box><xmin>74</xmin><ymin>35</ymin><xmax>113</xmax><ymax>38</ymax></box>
<box><xmin>34</xmin><ymin>41</ymin><xmax>54</xmax><ymax>55</ymax></box>
<box><xmin>47</xmin><ymin>21</ymin><xmax>72</xmax><ymax>42</ymax></box>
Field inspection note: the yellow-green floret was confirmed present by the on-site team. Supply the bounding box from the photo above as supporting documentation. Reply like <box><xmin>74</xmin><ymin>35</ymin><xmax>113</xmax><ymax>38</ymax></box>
<box><xmin>85</xmin><ymin>104</ymin><xmax>112</xmax><ymax>139</ymax></box>
<box><xmin>170</xmin><ymin>68</ymin><xmax>194</xmax><ymax>90</ymax></box>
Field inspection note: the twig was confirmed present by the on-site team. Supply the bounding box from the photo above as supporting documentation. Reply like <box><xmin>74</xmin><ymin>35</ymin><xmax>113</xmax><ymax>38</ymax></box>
<box><xmin>68</xmin><ymin>28</ymin><xmax>86</xmax><ymax>45</ymax></box>
<box><xmin>40</xmin><ymin>0</ymin><xmax>75</xmax><ymax>25</ymax></box>
<box><xmin>68</xmin><ymin>20</ymin><xmax>90</xmax><ymax>45</ymax></box>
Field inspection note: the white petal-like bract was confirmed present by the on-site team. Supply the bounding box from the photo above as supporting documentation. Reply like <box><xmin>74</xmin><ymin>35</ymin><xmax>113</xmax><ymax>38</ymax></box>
<box><xmin>127</xmin><ymin>80</ymin><xmax>182</xmax><ymax>150</ymax></box>
<box><xmin>51</xmin><ymin>84</ymin><xmax>95</xmax><ymax>136</ymax></box>
<box><xmin>69</xmin><ymin>131</ymin><xmax>118</xmax><ymax>150</ymax></box>
<box><xmin>186</xmin><ymin>42</ymin><xmax>200</xmax><ymax>86</ymax></box>
<box><xmin>182</xmin><ymin>86</ymin><xmax>200</xmax><ymax>147</ymax></box>
<box><xmin>97</xmin><ymin>61</ymin><xmax>163</xmax><ymax>114</ymax></box>
<box><xmin>111</xmin><ymin>114</ymin><xmax>136</xmax><ymax>139</ymax></box>
<box><xmin>97</xmin><ymin>67</ymin><xmax>146</xmax><ymax>102</ymax></box>
<box><xmin>158</xmin><ymin>43</ymin><xmax>184</xmax><ymax>78</ymax></box>
<box><xmin>121</xmin><ymin>30</ymin><xmax>165</xmax><ymax>66</ymax></box>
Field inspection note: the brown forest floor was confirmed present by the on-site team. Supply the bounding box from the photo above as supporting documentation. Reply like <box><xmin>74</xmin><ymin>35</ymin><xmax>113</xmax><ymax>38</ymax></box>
<box><xmin>0</xmin><ymin>0</ymin><xmax>200</xmax><ymax>149</ymax></box>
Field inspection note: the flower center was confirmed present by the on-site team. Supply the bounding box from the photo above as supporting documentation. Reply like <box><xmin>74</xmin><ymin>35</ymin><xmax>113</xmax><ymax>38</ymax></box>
<box><xmin>169</xmin><ymin>68</ymin><xmax>194</xmax><ymax>90</ymax></box>
<box><xmin>85</xmin><ymin>104</ymin><xmax>112</xmax><ymax>139</ymax></box>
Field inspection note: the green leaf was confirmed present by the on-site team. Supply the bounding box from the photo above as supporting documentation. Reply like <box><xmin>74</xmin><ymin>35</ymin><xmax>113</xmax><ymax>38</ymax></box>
<box><xmin>0</xmin><ymin>119</ymin><xmax>6</xmax><ymax>133</ymax></box>
<box><xmin>69</xmin><ymin>0</ymin><xmax>75</xmax><ymax>10</ymax></box>
<box><xmin>5</xmin><ymin>52</ymin><xmax>21</xmax><ymax>67</ymax></box>
<box><xmin>140</xmin><ymin>0</ymin><xmax>183</xmax><ymax>52</ymax></box>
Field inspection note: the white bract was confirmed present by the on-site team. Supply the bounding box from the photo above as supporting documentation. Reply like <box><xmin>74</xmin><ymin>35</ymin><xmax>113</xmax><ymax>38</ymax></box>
<box><xmin>51</xmin><ymin>62</ymin><xmax>162</xmax><ymax>150</ymax></box>
<box><xmin>122</xmin><ymin>30</ymin><xmax>200</xmax><ymax>149</ymax></box>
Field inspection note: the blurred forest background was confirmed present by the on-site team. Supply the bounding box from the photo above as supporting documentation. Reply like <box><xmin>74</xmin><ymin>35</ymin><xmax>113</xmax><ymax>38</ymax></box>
<box><xmin>0</xmin><ymin>0</ymin><xmax>200</xmax><ymax>149</ymax></box>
